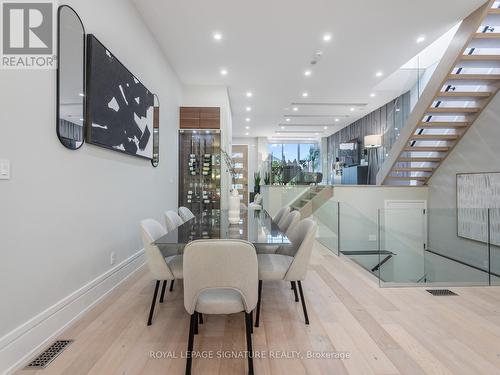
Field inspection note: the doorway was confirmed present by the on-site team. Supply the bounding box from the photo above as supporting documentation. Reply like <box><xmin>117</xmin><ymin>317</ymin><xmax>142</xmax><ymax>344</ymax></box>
<box><xmin>232</xmin><ymin>145</ymin><xmax>249</xmax><ymax>204</ymax></box>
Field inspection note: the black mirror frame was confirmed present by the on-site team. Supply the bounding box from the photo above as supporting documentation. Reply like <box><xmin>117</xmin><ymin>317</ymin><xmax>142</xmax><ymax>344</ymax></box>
<box><xmin>56</xmin><ymin>5</ymin><xmax>86</xmax><ymax>150</ymax></box>
<box><xmin>151</xmin><ymin>94</ymin><xmax>160</xmax><ymax>167</ymax></box>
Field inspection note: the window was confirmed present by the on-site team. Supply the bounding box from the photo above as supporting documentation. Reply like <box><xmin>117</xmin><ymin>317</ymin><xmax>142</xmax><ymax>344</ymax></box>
<box><xmin>266</xmin><ymin>142</ymin><xmax>321</xmax><ymax>184</ymax></box>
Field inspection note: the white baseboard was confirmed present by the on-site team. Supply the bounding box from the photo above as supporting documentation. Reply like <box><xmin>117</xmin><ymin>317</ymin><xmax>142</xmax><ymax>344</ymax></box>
<box><xmin>0</xmin><ymin>249</ymin><xmax>146</xmax><ymax>375</ymax></box>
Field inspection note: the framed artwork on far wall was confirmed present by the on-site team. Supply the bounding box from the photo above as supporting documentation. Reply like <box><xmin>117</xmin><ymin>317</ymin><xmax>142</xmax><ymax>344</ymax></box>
<box><xmin>86</xmin><ymin>34</ymin><xmax>154</xmax><ymax>160</ymax></box>
<box><xmin>456</xmin><ymin>172</ymin><xmax>500</xmax><ymax>246</ymax></box>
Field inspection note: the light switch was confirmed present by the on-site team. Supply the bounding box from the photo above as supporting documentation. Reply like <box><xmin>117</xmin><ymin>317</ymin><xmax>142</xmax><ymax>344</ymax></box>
<box><xmin>0</xmin><ymin>159</ymin><xmax>10</xmax><ymax>180</ymax></box>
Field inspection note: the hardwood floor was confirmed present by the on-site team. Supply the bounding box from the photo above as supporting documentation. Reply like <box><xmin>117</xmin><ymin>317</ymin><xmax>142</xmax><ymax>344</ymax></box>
<box><xmin>17</xmin><ymin>241</ymin><xmax>500</xmax><ymax>375</ymax></box>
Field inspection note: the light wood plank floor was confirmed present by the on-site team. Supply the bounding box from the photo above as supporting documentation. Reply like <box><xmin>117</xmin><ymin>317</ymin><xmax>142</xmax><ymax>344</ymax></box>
<box><xmin>17</xmin><ymin>241</ymin><xmax>500</xmax><ymax>375</ymax></box>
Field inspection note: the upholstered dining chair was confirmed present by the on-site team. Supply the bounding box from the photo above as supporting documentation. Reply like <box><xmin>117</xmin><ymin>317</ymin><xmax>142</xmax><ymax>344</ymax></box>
<box><xmin>140</xmin><ymin>219</ymin><xmax>183</xmax><ymax>326</ymax></box>
<box><xmin>183</xmin><ymin>239</ymin><xmax>258</xmax><ymax>375</ymax></box>
<box><xmin>255</xmin><ymin>218</ymin><xmax>317</xmax><ymax>326</ymax></box>
<box><xmin>273</xmin><ymin>206</ymin><xmax>290</xmax><ymax>225</ymax></box>
<box><xmin>164</xmin><ymin>210</ymin><xmax>184</xmax><ymax>232</ymax></box>
<box><xmin>178</xmin><ymin>206</ymin><xmax>195</xmax><ymax>222</ymax></box>
<box><xmin>279</xmin><ymin>210</ymin><xmax>301</xmax><ymax>233</ymax></box>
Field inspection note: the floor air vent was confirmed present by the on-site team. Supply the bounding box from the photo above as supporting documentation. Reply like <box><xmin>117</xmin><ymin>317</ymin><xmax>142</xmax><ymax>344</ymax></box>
<box><xmin>427</xmin><ymin>289</ymin><xmax>457</xmax><ymax>296</ymax></box>
<box><xmin>25</xmin><ymin>340</ymin><xmax>73</xmax><ymax>368</ymax></box>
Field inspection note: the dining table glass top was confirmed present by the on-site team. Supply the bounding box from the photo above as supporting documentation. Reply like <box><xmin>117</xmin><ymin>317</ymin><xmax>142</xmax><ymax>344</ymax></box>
<box><xmin>154</xmin><ymin>209</ymin><xmax>291</xmax><ymax>247</ymax></box>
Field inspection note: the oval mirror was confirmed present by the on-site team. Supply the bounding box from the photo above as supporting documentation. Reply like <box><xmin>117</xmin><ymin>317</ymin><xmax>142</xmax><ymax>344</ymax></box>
<box><xmin>57</xmin><ymin>5</ymin><xmax>85</xmax><ymax>150</ymax></box>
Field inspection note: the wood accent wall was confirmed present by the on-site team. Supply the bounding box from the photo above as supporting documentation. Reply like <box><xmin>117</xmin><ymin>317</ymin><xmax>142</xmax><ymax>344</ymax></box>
<box><xmin>180</xmin><ymin>107</ymin><xmax>220</xmax><ymax>129</ymax></box>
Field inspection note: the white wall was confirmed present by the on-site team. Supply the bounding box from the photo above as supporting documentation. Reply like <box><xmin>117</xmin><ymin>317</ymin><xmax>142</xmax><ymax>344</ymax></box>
<box><xmin>181</xmin><ymin>85</ymin><xmax>232</xmax><ymax>208</ymax></box>
<box><xmin>0</xmin><ymin>0</ymin><xmax>181</xmax><ymax>372</ymax></box>
<box><xmin>427</xmin><ymin>92</ymin><xmax>500</xmax><ymax>274</ymax></box>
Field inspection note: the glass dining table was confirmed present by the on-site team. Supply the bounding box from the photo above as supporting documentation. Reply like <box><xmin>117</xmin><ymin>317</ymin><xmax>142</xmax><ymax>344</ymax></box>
<box><xmin>154</xmin><ymin>209</ymin><xmax>291</xmax><ymax>253</ymax></box>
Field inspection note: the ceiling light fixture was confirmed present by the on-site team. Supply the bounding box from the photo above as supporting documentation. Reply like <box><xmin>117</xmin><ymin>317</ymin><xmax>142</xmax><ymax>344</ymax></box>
<box><xmin>246</xmin><ymin>91</ymin><xmax>253</xmax><ymax>98</ymax></box>
<box><xmin>245</xmin><ymin>132</ymin><xmax>249</xmax><ymax>136</ymax></box>
<box><xmin>350</xmin><ymin>107</ymin><xmax>355</xmax><ymax>111</ymax></box>
<box><xmin>370</xmin><ymin>93</ymin><xmax>376</xmax><ymax>98</ymax></box>
<box><xmin>335</xmin><ymin>118</ymin><xmax>340</xmax><ymax>122</ymax></box>
<box><xmin>281</xmin><ymin>126</ymin><xmax>285</xmax><ymax>130</ymax></box>
<box><xmin>213</xmin><ymin>32</ymin><xmax>222</xmax><ymax>41</ymax></box>
<box><xmin>220</xmin><ymin>68</ymin><xmax>228</xmax><ymax>76</ymax></box>
<box><xmin>304</xmin><ymin>70</ymin><xmax>312</xmax><ymax>77</ymax></box>
<box><xmin>245</xmin><ymin>126</ymin><xmax>250</xmax><ymax>130</ymax></box>
<box><xmin>285</xmin><ymin>118</ymin><xmax>291</xmax><ymax>122</ymax></box>
<box><xmin>375</xmin><ymin>71</ymin><xmax>383</xmax><ymax>77</ymax></box>
<box><xmin>302</xmin><ymin>92</ymin><xmax>309</xmax><ymax>98</ymax></box>
<box><xmin>246</xmin><ymin>106</ymin><xmax>252</xmax><ymax>112</ymax></box>
<box><xmin>323</xmin><ymin>126</ymin><xmax>328</xmax><ymax>130</ymax></box>
<box><xmin>416</xmin><ymin>35</ymin><xmax>425</xmax><ymax>43</ymax></box>
<box><xmin>245</xmin><ymin>117</ymin><xmax>251</xmax><ymax>122</ymax></box>
<box><xmin>322</xmin><ymin>33</ymin><xmax>332</xmax><ymax>42</ymax></box>
<box><xmin>292</xmin><ymin>107</ymin><xmax>299</xmax><ymax>111</ymax></box>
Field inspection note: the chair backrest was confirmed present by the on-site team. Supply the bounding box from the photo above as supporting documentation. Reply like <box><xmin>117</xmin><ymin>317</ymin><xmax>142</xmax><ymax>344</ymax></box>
<box><xmin>165</xmin><ymin>210</ymin><xmax>184</xmax><ymax>232</ymax></box>
<box><xmin>274</xmin><ymin>206</ymin><xmax>291</xmax><ymax>225</ymax></box>
<box><xmin>280</xmin><ymin>210</ymin><xmax>301</xmax><ymax>233</ymax></box>
<box><xmin>183</xmin><ymin>239</ymin><xmax>258</xmax><ymax>315</ymax></box>
<box><xmin>253</xmin><ymin>193</ymin><xmax>262</xmax><ymax>205</ymax></box>
<box><xmin>284</xmin><ymin>218</ymin><xmax>317</xmax><ymax>281</ymax></box>
<box><xmin>140</xmin><ymin>219</ymin><xmax>174</xmax><ymax>280</ymax></box>
<box><xmin>178</xmin><ymin>206</ymin><xmax>195</xmax><ymax>222</ymax></box>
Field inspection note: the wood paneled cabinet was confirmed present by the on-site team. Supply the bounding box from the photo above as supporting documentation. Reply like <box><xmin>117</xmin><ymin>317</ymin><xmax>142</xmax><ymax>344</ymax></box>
<box><xmin>180</xmin><ymin>107</ymin><xmax>220</xmax><ymax>129</ymax></box>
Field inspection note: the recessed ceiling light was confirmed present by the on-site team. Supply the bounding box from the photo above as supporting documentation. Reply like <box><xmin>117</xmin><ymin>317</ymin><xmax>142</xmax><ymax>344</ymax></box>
<box><xmin>302</xmin><ymin>92</ymin><xmax>309</xmax><ymax>98</ymax></box>
<box><xmin>416</xmin><ymin>35</ymin><xmax>425</xmax><ymax>43</ymax></box>
<box><xmin>220</xmin><ymin>68</ymin><xmax>228</xmax><ymax>76</ymax></box>
<box><xmin>375</xmin><ymin>71</ymin><xmax>383</xmax><ymax>77</ymax></box>
<box><xmin>245</xmin><ymin>117</ymin><xmax>251</xmax><ymax>122</ymax></box>
<box><xmin>277</xmin><ymin>132</ymin><xmax>281</xmax><ymax>135</ymax></box>
<box><xmin>213</xmin><ymin>32</ymin><xmax>222</xmax><ymax>41</ymax></box>
<box><xmin>292</xmin><ymin>107</ymin><xmax>299</xmax><ymax>111</ymax></box>
<box><xmin>245</xmin><ymin>126</ymin><xmax>250</xmax><ymax>130</ymax></box>
<box><xmin>281</xmin><ymin>126</ymin><xmax>285</xmax><ymax>130</ymax></box>
<box><xmin>79</xmin><ymin>118</ymin><xmax>84</xmax><ymax>121</ymax></box>
<box><xmin>335</xmin><ymin>118</ymin><xmax>340</xmax><ymax>122</ymax></box>
<box><xmin>246</xmin><ymin>91</ymin><xmax>253</xmax><ymax>98</ymax></box>
<box><xmin>370</xmin><ymin>93</ymin><xmax>376</xmax><ymax>98</ymax></box>
<box><xmin>78</xmin><ymin>93</ymin><xmax>84</xmax><ymax>97</ymax></box>
<box><xmin>323</xmin><ymin>126</ymin><xmax>328</xmax><ymax>130</ymax></box>
<box><xmin>304</xmin><ymin>70</ymin><xmax>312</xmax><ymax>77</ymax></box>
<box><xmin>322</xmin><ymin>33</ymin><xmax>332</xmax><ymax>42</ymax></box>
<box><xmin>285</xmin><ymin>118</ymin><xmax>291</xmax><ymax>122</ymax></box>
<box><xmin>350</xmin><ymin>107</ymin><xmax>355</xmax><ymax>111</ymax></box>
<box><xmin>246</xmin><ymin>106</ymin><xmax>252</xmax><ymax>112</ymax></box>
<box><xmin>315</xmin><ymin>133</ymin><xmax>319</xmax><ymax>135</ymax></box>
<box><xmin>245</xmin><ymin>132</ymin><xmax>249</xmax><ymax>136</ymax></box>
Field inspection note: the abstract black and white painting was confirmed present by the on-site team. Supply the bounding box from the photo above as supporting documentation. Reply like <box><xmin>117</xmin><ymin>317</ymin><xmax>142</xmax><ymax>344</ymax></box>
<box><xmin>86</xmin><ymin>34</ymin><xmax>154</xmax><ymax>159</ymax></box>
<box><xmin>457</xmin><ymin>172</ymin><xmax>500</xmax><ymax>246</ymax></box>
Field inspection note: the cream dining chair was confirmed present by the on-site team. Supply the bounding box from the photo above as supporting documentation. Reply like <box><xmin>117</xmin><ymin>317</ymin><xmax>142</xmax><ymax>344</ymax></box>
<box><xmin>255</xmin><ymin>218</ymin><xmax>317</xmax><ymax>326</ymax></box>
<box><xmin>140</xmin><ymin>219</ymin><xmax>183</xmax><ymax>326</ymax></box>
<box><xmin>273</xmin><ymin>206</ymin><xmax>290</xmax><ymax>225</ymax></box>
<box><xmin>178</xmin><ymin>206</ymin><xmax>195</xmax><ymax>222</ymax></box>
<box><xmin>164</xmin><ymin>210</ymin><xmax>184</xmax><ymax>232</ymax></box>
<box><xmin>183</xmin><ymin>239</ymin><xmax>258</xmax><ymax>375</ymax></box>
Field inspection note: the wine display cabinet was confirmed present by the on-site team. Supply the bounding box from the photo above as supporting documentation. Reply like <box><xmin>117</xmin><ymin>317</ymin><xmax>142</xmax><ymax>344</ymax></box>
<box><xmin>178</xmin><ymin>129</ymin><xmax>221</xmax><ymax>214</ymax></box>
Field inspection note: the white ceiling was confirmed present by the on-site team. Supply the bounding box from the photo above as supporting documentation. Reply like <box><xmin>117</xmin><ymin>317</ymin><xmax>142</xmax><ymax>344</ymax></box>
<box><xmin>133</xmin><ymin>0</ymin><xmax>485</xmax><ymax>140</ymax></box>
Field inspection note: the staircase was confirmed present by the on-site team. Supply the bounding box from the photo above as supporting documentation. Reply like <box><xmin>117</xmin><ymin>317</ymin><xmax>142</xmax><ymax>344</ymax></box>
<box><xmin>378</xmin><ymin>0</ymin><xmax>500</xmax><ymax>186</ymax></box>
<box><xmin>290</xmin><ymin>185</ymin><xmax>333</xmax><ymax>218</ymax></box>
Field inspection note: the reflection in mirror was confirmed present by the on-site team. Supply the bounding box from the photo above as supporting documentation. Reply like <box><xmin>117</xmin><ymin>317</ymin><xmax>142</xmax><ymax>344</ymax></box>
<box><xmin>151</xmin><ymin>94</ymin><xmax>160</xmax><ymax>167</ymax></box>
<box><xmin>57</xmin><ymin>5</ymin><xmax>85</xmax><ymax>150</ymax></box>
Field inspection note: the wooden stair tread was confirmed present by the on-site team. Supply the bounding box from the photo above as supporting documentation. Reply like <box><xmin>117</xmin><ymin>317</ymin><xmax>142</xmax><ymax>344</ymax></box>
<box><xmin>474</xmin><ymin>33</ymin><xmax>500</xmax><ymax>39</ymax></box>
<box><xmin>397</xmin><ymin>157</ymin><xmax>442</xmax><ymax>162</ymax></box>
<box><xmin>403</xmin><ymin>146</ymin><xmax>449</xmax><ymax>152</ymax></box>
<box><xmin>387</xmin><ymin>176</ymin><xmax>428</xmax><ymax>181</ymax></box>
<box><xmin>460</xmin><ymin>55</ymin><xmax>500</xmax><ymax>61</ymax></box>
<box><xmin>436</xmin><ymin>91</ymin><xmax>491</xmax><ymax>98</ymax></box>
<box><xmin>417</xmin><ymin>121</ymin><xmax>469</xmax><ymax>128</ymax></box>
<box><xmin>426</xmin><ymin>107</ymin><xmax>480</xmax><ymax>113</ymax></box>
<box><xmin>410</xmin><ymin>134</ymin><xmax>459</xmax><ymax>140</ymax></box>
<box><xmin>488</xmin><ymin>8</ymin><xmax>500</xmax><ymax>14</ymax></box>
<box><xmin>447</xmin><ymin>73</ymin><xmax>500</xmax><ymax>80</ymax></box>
<box><xmin>392</xmin><ymin>167</ymin><xmax>434</xmax><ymax>172</ymax></box>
